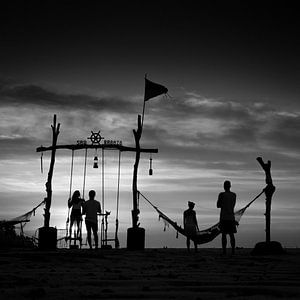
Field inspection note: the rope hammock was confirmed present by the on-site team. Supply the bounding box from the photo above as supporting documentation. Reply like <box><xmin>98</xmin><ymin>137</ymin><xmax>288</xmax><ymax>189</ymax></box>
<box><xmin>139</xmin><ymin>189</ymin><xmax>264</xmax><ymax>245</ymax></box>
<box><xmin>0</xmin><ymin>199</ymin><xmax>46</xmax><ymax>228</ymax></box>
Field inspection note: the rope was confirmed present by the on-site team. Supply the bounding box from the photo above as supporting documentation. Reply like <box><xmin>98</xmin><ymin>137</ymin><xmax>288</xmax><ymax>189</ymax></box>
<box><xmin>102</xmin><ymin>148</ymin><xmax>105</xmax><ymax>211</ymax></box>
<box><xmin>8</xmin><ymin>198</ymin><xmax>47</xmax><ymax>223</ymax></box>
<box><xmin>116</xmin><ymin>150</ymin><xmax>121</xmax><ymax>222</ymax></box>
<box><xmin>101</xmin><ymin>148</ymin><xmax>105</xmax><ymax>246</ymax></box>
<box><xmin>139</xmin><ymin>189</ymin><xmax>265</xmax><ymax>212</ymax></box>
<box><xmin>115</xmin><ymin>150</ymin><xmax>121</xmax><ymax>248</ymax></box>
<box><xmin>244</xmin><ymin>189</ymin><xmax>265</xmax><ymax>209</ymax></box>
<box><xmin>138</xmin><ymin>190</ymin><xmax>157</xmax><ymax>210</ymax></box>
<box><xmin>82</xmin><ymin>148</ymin><xmax>88</xmax><ymax>199</ymax></box>
<box><xmin>69</xmin><ymin>149</ymin><xmax>75</xmax><ymax>199</ymax></box>
<box><xmin>66</xmin><ymin>149</ymin><xmax>75</xmax><ymax>236</ymax></box>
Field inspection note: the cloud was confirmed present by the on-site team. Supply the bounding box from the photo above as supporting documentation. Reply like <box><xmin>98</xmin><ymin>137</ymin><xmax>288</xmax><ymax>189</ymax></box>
<box><xmin>1</xmin><ymin>77</ymin><xmax>300</xmax><ymax>171</ymax></box>
<box><xmin>0</xmin><ymin>78</ymin><xmax>138</xmax><ymax>114</ymax></box>
<box><xmin>1</xmin><ymin>78</ymin><xmax>299</xmax><ymax>175</ymax></box>
<box><xmin>1</xmin><ymin>78</ymin><xmax>300</xmax><ymax>247</ymax></box>
<box><xmin>262</xmin><ymin>113</ymin><xmax>300</xmax><ymax>152</ymax></box>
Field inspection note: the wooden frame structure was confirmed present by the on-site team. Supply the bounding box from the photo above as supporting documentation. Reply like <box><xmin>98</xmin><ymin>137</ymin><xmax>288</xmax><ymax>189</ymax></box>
<box><xmin>36</xmin><ymin>114</ymin><xmax>158</xmax><ymax>249</ymax></box>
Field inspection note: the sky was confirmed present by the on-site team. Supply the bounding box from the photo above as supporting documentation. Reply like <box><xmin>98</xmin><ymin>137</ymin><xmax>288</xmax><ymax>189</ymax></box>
<box><xmin>1</xmin><ymin>1</ymin><xmax>300</xmax><ymax>248</ymax></box>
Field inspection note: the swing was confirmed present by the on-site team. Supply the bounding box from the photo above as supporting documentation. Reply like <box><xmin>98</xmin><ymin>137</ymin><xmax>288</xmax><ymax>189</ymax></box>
<box><xmin>100</xmin><ymin>149</ymin><xmax>122</xmax><ymax>249</ymax></box>
<box><xmin>63</xmin><ymin>146</ymin><xmax>122</xmax><ymax>249</ymax></box>
<box><xmin>65</xmin><ymin>148</ymin><xmax>87</xmax><ymax>249</ymax></box>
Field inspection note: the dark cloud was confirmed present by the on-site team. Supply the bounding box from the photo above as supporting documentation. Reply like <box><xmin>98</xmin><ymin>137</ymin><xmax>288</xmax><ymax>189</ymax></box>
<box><xmin>1</xmin><ymin>78</ymin><xmax>299</xmax><ymax>173</ymax></box>
<box><xmin>262</xmin><ymin>114</ymin><xmax>300</xmax><ymax>151</ymax></box>
<box><xmin>0</xmin><ymin>79</ymin><xmax>137</xmax><ymax>113</ymax></box>
<box><xmin>0</xmin><ymin>136</ymin><xmax>38</xmax><ymax>158</ymax></box>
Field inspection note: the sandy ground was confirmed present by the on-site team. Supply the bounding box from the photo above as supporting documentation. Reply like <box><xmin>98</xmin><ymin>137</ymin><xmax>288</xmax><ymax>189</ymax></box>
<box><xmin>0</xmin><ymin>248</ymin><xmax>299</xmax><ymax>299</ymax></box>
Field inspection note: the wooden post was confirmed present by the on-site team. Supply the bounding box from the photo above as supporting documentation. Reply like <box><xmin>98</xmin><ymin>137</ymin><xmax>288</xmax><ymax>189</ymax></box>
<box><xmin>132</xmin><ymin>114</ymin><xmax>142</xmax><ymax>228</ymax></box>
<box><xmin>127</xmin><ymin>114</ymin><xmax>146</xmax><ymax>249</ymax></box>
<box><xmin>44</xmin><ymin>114</ymin><xmax>60</xmax><ymax>227</ymax></box>
<box><xmin>252</xmin><ymin>157</ymin><xmax>284</xmax><ymax>255</ymax></box>
<box><xmin>256</xmin><ymin>157</ymin><xmax>276</xmax><ymax>243</ymax></box>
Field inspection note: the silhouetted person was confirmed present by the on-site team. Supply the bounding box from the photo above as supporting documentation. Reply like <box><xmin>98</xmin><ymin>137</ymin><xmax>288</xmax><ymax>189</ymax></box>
<box><xmin>68</xmin><ymin>190</ymin><xmax>85</xmax><ymax>238</ymax></box>
<box><xmin>82</xmin><ymin>190</ymin><xmax>101</xmax><ymax>249</ymax></box>
<box><xmin>217</xmin><ymin>180</ymin><xmax>237</xmax><ymax>255</ymax></box>
<box><xmin>183</xmin><ymin>201</ymin><xmax>199</xmax><ymax>252</ymax></box>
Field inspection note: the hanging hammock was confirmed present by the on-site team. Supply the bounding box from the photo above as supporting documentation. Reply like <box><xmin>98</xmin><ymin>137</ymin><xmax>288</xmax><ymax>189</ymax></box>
<box><xmin>0</xmin><ymin>199</ymin><xmax>46</xmax><ymax>228</ymax></box>
<box><xmin>139</xmin><ymin>189</ymin><xmax>264</xmax><ymax>245</ymax></box>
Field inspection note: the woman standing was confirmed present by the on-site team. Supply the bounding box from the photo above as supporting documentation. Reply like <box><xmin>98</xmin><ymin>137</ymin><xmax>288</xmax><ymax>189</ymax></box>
<box><xmin>68</xmin><ymin>190</ymin><xmax>85</xmax><ymax>238</ymax></box>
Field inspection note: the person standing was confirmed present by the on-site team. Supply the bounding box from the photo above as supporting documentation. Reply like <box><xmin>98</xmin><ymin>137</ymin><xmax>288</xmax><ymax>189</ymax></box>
<box><xmin>183</xmin><ymin>201</ymin><xmax>199</xmax><ymax>252</ymax></box>
<box><xmin>68</xmin><ymin>190</ymin><xmax>85</xmax><ymax>239</ymax></box>
<box><xmin>82</xmin><ymin>190</ymin><xmax>101</xmax><ymax>249</ymax></box>
<box><xmin>217</xmin><ymin>180</ymin><xmax>237</xmax><ymax>255</ymax></box>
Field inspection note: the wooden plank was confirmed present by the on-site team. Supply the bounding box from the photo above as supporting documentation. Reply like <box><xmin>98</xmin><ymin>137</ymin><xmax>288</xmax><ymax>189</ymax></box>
<box><xmin>36</xmin><ymin>144</ymin><xmax>158</xmax><ymax>153</ymax></box>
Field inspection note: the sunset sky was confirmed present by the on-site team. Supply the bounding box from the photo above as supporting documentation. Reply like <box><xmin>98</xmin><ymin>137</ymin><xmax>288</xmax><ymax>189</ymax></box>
<box><xmin>1</xmin><ymin>1</ymin><xmax>299</xmax><ymax>248</ymax></box>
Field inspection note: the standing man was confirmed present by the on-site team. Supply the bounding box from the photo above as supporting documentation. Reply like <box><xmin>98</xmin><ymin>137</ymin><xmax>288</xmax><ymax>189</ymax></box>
<box><xmin>217</xmin><ymin>180</ymin><xmax>237</xmax><ymax>255</ymax></box>
<box><xmin>183</xmin><ymin>201</ymin><xmax>199</xmax><ymax>252</ymax></box>
<box><xmin>82</xmin><ymin>190</ymin><xmax>101</xmax><ymax>249</ymax></box>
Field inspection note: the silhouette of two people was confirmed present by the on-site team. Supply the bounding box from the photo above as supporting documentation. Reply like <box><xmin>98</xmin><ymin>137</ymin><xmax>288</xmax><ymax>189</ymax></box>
<box><xmin>68</xmin><ymin>190</ymin><xmax>101</xmax><ymax>249</ymax></box>
<box><xmin>217</xmin><ymin>180</ymin><xmax>237</xmax><ymax>255</ymax></box>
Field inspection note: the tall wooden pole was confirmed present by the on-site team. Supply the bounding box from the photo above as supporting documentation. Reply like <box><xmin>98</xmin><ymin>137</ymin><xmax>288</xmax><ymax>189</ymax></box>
<box><xmin>44</xmin><ymin>114</ymin><xmax>60</xmax><ymax>227</ymax></box>
<box><xmin>126</xmin><ymin>114</ymin><xmax>146</xmax><ymax>249</ymax></box>
<box><xmin>132</xmin><ymin>114</ymin><xmax>142</xmax><ymax>228</ymax></box>
<box><xmin>256</xmin><ymin>157</ymin><xmax>276</xmax><ymax>243</ymax></box>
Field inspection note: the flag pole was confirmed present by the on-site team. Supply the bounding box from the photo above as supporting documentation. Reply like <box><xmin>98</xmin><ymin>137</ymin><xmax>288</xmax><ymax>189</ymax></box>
<box><xmin>141</xmin><ymin>74</ymin><xmax>147</xmax><ymax>131</ymax></box>
<box><xmin>141</xmin><ymin>98</ymin><xmax>146</xmax><ymax>131</ymax></box>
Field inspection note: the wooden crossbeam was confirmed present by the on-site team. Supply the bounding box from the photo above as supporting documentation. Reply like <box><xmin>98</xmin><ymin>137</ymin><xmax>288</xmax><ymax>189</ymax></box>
<box><xmin>36</xmin><ymin>144</ymin><xmax>158</xmax><ymax>154</ymax></box>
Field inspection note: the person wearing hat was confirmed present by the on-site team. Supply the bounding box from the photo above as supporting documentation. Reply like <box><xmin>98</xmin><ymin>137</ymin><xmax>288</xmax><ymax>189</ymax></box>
<box><xmin>183</xmin><ymin>201</ymin><xmax>199</xmax><ymax>252</ymax></box>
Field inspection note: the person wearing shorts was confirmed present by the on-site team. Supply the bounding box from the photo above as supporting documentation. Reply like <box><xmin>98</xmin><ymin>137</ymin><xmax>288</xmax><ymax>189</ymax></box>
<box><xmin>68</xmin><ymin>190</ymin><xmax>85</xmax><ymax>238</ymax></box>
<box><xmin>183</xmin><ymin>201</ymin><xmax>199</xmax><ymax>252</ymax></box>
<box><xmin>217</xmin><ymin>180</ymin><xmax>237</xmax><ymax>255</ymax></box>
<box><xmin>82</xmin><ymin>190</ymin><xmax>101</xmax><ymax>249</ymax></box>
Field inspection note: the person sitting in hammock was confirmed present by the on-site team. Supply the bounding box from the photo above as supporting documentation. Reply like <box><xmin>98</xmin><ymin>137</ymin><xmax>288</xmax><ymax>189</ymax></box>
<box><xmin>217</xmin><ymin>180</ymin><xmax>237</xmax><ymax>255</ymax></box>
<box><xmin>183</xmin><ymin>201</ymin><xmax>199</xmax><ymax>252</ymax></box>
<box><xmin>68</xmin><ymin>190</ymin><xmax>85</xmax><ymax>239</ymax></box>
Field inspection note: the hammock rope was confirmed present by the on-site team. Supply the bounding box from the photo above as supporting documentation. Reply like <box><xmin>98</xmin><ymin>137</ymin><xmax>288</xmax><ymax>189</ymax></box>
<box><xmin>138</xmin><ymin>189</ymin><xmax>264</xmax><ymax>245</ymax></box>
<box><xmin>0</xmin><ymin>199</ymin><xmax>46</xmax><ymax>227</ymax></box>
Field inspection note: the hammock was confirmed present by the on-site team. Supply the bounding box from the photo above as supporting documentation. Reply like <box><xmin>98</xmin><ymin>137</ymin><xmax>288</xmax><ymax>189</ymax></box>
<box><xmin>139</xmin><ymin>190</ymin><xmax>264</xmax><ymax>245</ymax></box>
<box><xmin>0</xmin><ymin>199</ymin><xmax>46</xmax><ymax>228</ymax></box>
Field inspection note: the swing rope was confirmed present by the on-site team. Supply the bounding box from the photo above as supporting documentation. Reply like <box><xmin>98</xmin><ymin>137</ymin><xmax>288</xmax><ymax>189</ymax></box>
<box><xmin>101</xmin><ymin>148</ymin><xmax>105</xmax><ymax>246</ymax></box>
<box><xmin>82</xmin><ymin>148</ymin><xmax>88</xmax><ymax>199</ymax></box>
<box><xmin>66</xmin><ymin>149</ymin><xmax>74</xmax><ymax>239</ymax></box>
<box><xmin>102</xmin><ymin>148</ymin><xmax>105</xmax><ymax>211</ymax></box>
<box><xmin>69</xmin><ymin>149</ymin><xmax>75</xmax><ymax>199</ymax></box>
<box><xmin>115</xmin><ymin>150</ymin><xmax>121</xmax><ymax>248</ymax></box>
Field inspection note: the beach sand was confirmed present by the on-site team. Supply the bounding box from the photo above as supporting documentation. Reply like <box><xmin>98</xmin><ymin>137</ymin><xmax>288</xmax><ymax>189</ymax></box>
<box><xmin>0</xmin><ymin>248</ymin><xmax>299</xmax><ymax>299</ymax></box>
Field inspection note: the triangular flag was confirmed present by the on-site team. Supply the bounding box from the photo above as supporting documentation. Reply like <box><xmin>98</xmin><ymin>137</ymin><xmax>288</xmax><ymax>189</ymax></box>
<box><xmin>144</xmin><ymin>78</ymin><xmax>168</xmax><ymax>101</ymax></box>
